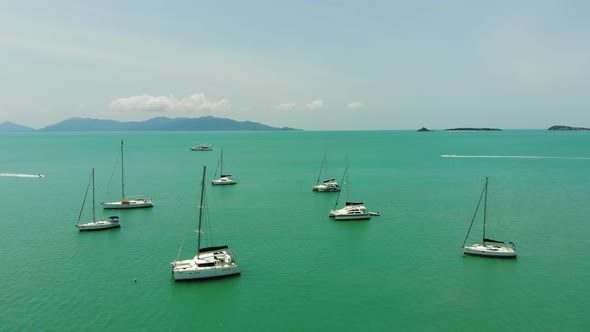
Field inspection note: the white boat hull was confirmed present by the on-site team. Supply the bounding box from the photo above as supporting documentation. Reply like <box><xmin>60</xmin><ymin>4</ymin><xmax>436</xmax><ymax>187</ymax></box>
<box><xmin>329</xmin><ymin>204</ymin><xmax>368</xmax><ymax>219</ymax></box>
<box><xmin>211</xmin><ymin>178</ymin><xmax>237</xmax><ymax>185</ymax></box>
<box><xmin>313</xmin><ymin>185</ymin><xmax>340</xmax><ymax>192</ymax></box>
<box><xmin>76</xmin><ymin>220</ymin><xmax>120</xmax><ymax>231</ymax></box>
<box><xmin>334</xmin><ymin>214</ymin><xmax>371</xmax><ymax>221</ymax></box>
<box><xmin>172</xmin><ymin>263</ymin><xmax>241</xmax><ymax>280</ymax></box>
<box><xmin>463</xmin><ymin>243</ymin><xmax>517</xmax><ymax>258</ymax></box>
<box><xmin>172</xmin><ymin>250</ymin><xmax>240</xmax><ymax>280</ymax></box>
<box><xmin>102</xmin><ymin>199</ymin><xmax>153</xmax><ymax>209</ymax></box>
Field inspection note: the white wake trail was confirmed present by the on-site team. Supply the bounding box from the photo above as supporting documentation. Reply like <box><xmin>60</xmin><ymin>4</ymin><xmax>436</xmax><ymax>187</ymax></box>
<box><xmin>440</xmin><ymin>155</ymin><xmax>590</xmax><ymax>160</ymax></box>
<box><xmin>0</xmin><ymin>173</ymin><xmax>45</xmax><ymax>178</ymax></box>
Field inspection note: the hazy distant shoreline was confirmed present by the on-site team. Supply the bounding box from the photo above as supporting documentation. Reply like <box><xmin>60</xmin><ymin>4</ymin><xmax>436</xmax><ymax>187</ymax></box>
<box><xmin>0</xmin><ymin>116</ymin><xmax>301</xmax><ymax>132</ymax></box>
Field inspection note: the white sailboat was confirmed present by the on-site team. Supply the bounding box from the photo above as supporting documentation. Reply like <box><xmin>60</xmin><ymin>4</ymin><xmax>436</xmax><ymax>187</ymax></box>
<box><xmin>76</xmin><ymin>168</ymin><xmax>120</xmax><ymax>231</ymax></box>
<box><xmin>462</xmin><ymin>177</ymin><xmax>517</xmax><ymax>258</ymax></box>
<box><xmin>312</xmin><ymin>152</ymin><xmax>340</xmax><ymax>192</ymax></box>
<box><xmin>171</xmin><ymin>165</ymin><xmax>240</xmax><ymax>280</ymax></box>
<box><xmin>211</xmin><ymin>148</ymin><xmax>236</xmax><ymax>185</ymax></box>
<box><xmin>102</xmin><ymin>140</ymin><xmax>153</xmax><ymax>209</ymax></box>
<box><xmin>191</xmin><ymin>143</ymin><xmax>213</xmax><ymax>151</ymax></box>
<box><xmin>329</xmin><ymin>164</ymin><xmax>370</xmax><ymax>221</ymax></box>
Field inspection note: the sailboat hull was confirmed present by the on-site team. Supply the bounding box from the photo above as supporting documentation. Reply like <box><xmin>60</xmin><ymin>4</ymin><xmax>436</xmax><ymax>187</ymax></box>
<box><xmin>211</xmin><ymin>178</ymin><xmax>236</xmax><ymax>185</ymax></box>
<box><xmin>313</xmin><ymin>184</ymin><xmax>340</xmax><ymax>192</ymax></box>
<box><xmin>172</xmin><ymin>265</ymin><xmax>240</xmax><ymax>280</ymax></box>
<box><xmin>102</xmin><ymin>199</ymin><xmax>153</xmax><ymax>209</ymax></box>
<box><xmin>463</xmin><ymin>244</ymin><xmax>517</xmax><ymax>258</ymax></box>
<box><xmin>76</xmin><ymin>220</ymin><xmax>120</xmax><ymax>231</ymax></box>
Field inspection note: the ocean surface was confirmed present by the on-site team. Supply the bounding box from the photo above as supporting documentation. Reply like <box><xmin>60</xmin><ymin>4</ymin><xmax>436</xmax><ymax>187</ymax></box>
<box><xmin>1</xmin><ymin>130</ymin><xmax>589</xmax><ymax>331</ymax></box>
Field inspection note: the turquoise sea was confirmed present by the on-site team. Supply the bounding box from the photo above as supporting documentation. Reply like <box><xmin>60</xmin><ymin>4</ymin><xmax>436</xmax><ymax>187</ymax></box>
<box><xmin>1</xmin><ymin>130</ymin><xmax>589</xmax><ymax>331</ymax></box>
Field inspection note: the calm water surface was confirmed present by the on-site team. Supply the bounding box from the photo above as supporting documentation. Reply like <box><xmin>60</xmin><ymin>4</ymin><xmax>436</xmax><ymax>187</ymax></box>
<box><xmin>1</xmin><ymin>130</ymin><xmax>589</xmax><ymax>331</ymax></box>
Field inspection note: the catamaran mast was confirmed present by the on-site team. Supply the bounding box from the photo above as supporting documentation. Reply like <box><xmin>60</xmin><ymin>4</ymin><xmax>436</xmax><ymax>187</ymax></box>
<box><xmin>316</xmin><ymin>151</ymin><xmax>327</xmax><ymax>184</ymax></box>
<box><xmin>197</xmin><ymin>165</ymin><xmax>207</xmax><ymax>256</ymax></box>
<box><xmin>333</xmin><ymin>163</ymin><xmax>348</xmax><ymax>209</ymax></box>
<box><xmin>120</xmin><ymin>140</ymin><xmax>125</xmax><ymax>201</ymax></box>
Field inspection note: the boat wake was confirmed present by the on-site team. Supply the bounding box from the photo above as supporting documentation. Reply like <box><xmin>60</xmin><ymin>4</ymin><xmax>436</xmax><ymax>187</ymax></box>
<box><xmin>0</xmin><ymin>173</ymin><xmax>45</xmax><ymax>178</ymax></box>
<box><xmin>440</xmin><ymin>155</ymin><xmax>590</xmax><ymax>160</ymax></box>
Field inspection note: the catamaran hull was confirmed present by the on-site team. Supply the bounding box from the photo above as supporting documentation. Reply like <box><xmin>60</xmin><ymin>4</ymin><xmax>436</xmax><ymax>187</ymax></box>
<box><xmin>102</xmin><ymin>200</ymin><xmax>153</xmax><ymax>209</ymax></box>
<box><xmin>334</xmin><ymin>214</ymin><xmax>371</xmax><ymax>221</ymax></box>
<box><xmin>463</xmin><ymin>245</ymin><xmax>517</xmax><ymax>258</ymax></box>
<box><xmin>172</xmin><ymin>265</ymin><xmax>241</xmax><ymax>280</ymax></box>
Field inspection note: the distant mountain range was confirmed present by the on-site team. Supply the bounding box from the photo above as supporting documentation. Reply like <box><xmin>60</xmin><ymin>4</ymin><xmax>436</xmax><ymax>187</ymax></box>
<box><xmin>0</xmin><ymin>116</ymin><xmax>301</xmax><ymax>132</ymax></box>
<box><xmin>0</xmin><ymin>121</ymin><xmax>36</xmax><ymax>132</ymax></box>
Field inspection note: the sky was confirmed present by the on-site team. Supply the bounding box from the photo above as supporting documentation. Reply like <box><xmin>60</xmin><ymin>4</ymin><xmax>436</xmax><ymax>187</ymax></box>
<box><xmin>1</xmin><ymin>0</ymin><xmax>589</xmax><ymax>130</ymax></box>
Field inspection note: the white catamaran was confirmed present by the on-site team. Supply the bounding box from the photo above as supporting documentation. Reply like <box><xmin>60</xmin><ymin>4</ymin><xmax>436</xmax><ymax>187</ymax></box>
<box><xmin>76</xmin><ymin>168</ymin><xmax>120</xmax><ymax>231</ymax></box>
<box><xmin>211</xmin><ymin>148</ymin><xmax>237</xmax><ymax>185</ymax></box>
<box><xmin>171</xmin><ymin>165</ymin><xmax>240</xmax><ymax>280</ymax></box>
<box><xmin>462</xmin><ymin>177</ymin><xmax>517</xmax><ymax>258</ymax></box>
<box><xmin>102</xmin><ymin>140</ymin><xmax>153</xmax><ymax>209</ymax></box>
<box><xmin>312</xmin><ymin>152</ymin><xmax>340</xmax><ymax>192</ymax></box>
<box><xmin>329</xmin><ymin>163</ymin><xmax>370</xmax><ymax>221</ymax></box>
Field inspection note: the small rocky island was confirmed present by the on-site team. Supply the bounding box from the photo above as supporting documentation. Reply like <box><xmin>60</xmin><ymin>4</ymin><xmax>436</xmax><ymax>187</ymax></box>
<box><xmin>548</xmin><ymin>125</ymin><xmax>590</xmax><ymax>131</ymax></box>
<box><xmin>445</xmin><ymin>128</ymin><xmax>502</xmax><ymax>131</ymax></box>
<box><xmin>417</xmin><ymin>127</ymin><xmax>432</xmax><ymax>132</ymax></box>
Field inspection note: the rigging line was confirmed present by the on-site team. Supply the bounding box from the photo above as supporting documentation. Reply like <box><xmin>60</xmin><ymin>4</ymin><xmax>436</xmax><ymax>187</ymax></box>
<box><xmin>333</xmin><ymin>163</ymin><xmax>347</xmax><ymax>209</ymax></box>
<box><xmin>105</xmin><ymin>151</ymin><xmax>121</xmax><ymax>196</ymax></box>
<box><xmin>316</xmin><ymin>151</ymin><xmax>327</xmax><ymax>184</ymax></box>
<box><xmin>203</xmin><ymin>188</ymin><xmax>214</xmax><ymax>248</ymax></box>
<box><xmin>213</xmin><ymin>150</ymin><xmax>222</xmax><ymax>179</ymax></box>
<box><xmin>175</xmin><ymin>192</ymin><xmax>199</xmax><ymax>261</ymax></box>
<box><xmin>461</xmin><ymin>180</ymin><xmax>487</xmax><ymax>248</ymax></box>
<box><xmin>176</xmin><ymin>171</ymin><xmax>202</xmax><ymax>260</ymax></box>
<box><xmin>76</xmin><ymin>169</ymin><xmax>93</xmax><ymax>225</ymax></box>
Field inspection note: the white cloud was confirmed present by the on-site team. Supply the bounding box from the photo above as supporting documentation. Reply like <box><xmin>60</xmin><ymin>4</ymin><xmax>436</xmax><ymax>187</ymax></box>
<box><xmin>110</xmin><ymin>93</ymin><xmax>230</xmax><ymax>113</ymax></box>
<box><xmin>306</xmin><ymin>100</ymin><xmax>324</xmax><ymax>110</ymax></box>
<box><xmin>275</xmin><ymin>103</ymin><xmax>297</xmax><ymax>111</ymax></box>
<box><xmin>347</xmin><ymin>102</ymin><xmax>363</xmax><ymax>108</ymax></box>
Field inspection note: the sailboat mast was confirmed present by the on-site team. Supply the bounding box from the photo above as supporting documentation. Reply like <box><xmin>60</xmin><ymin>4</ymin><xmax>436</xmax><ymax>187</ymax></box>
<box><xmin>92</xmin><ymin>168</ymin><xmax>96</xmax><ymax>222</ymax></box>
<box><xmin>333</xmin><ymin>163</ymin><xmax>347</xmax><ymax>209</ymax></box>
<box><xmin>344</xmin><ymin>163</ymin><xmax>349</xmax><ymax>203</ymax></box>
<box><xmin>482</xmin><ymin>177</ymin><xmax>488</xmax><ymax>243</ymax></box>
<box><xmin>462</xmin><ymin>177</ymin><xmax>487</xmax><ymax>248</ymax></box>
<box><xmin>220</xmin><ymin>149</ymin><xmax>224</xmax><ymax>175</ymax></box>
<box><xmin>77</xmin><ymin>169</ymin><xmax>93</xmax><ymax>226</ymax></box>
<box><xmin>197</xmin><ymin>165</ymin><xmax>207</xmax><ymax>255</ymax></box>
<box><xmin>316</xmin><ymin>152</ymin><xmax>327</xmax><ymax>184</ymax></box>
<box><xmin>120</xmin><ymin>140</ymin><xmax>125</xmax><ymax>200</ymax></box>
